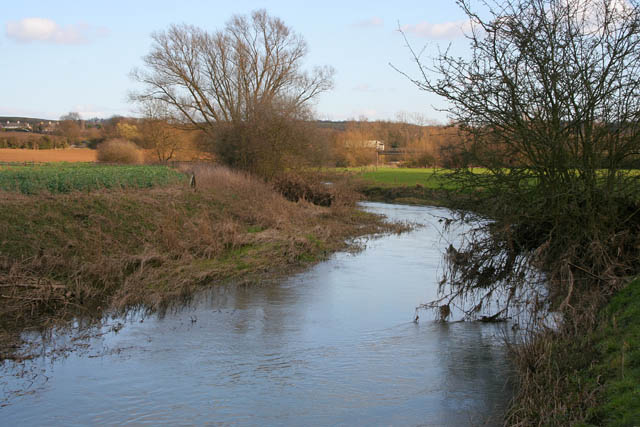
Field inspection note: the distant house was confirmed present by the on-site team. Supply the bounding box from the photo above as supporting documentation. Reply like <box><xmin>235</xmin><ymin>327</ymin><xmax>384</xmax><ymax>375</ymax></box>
<box><xmin>38</xmin><ymin>121</ymin><xmax>58</xmax><ymax>133</ymax></box>
<box><xmin>366</xmin><ymin>140</ymin><xmax>385</xmax><ymax>151</ymax></box>
<box><xmin>345</xmin><ymin>139</ymin><xmax>385</xmax><ymax>151</ymax></box>
<box><xmin>3</xmin><ymin>120</ymin><xmax>32</xmax><ymax>132</ymax></box>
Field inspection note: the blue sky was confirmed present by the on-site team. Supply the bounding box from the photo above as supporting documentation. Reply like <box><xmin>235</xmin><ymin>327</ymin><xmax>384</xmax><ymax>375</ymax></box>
<box><xmin>1</xmin><ymin>0</ymin><xmax>473</xmax><ymax>123</ymax></box>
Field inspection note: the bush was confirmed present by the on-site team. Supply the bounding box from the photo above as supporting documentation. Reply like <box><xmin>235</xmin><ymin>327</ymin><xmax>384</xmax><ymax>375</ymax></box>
<box><xmin>97</xmin><ymin>139</ymin><xmax>143</xmax><ymax>164</ymax></box>
<box><xmin>273</xmin><ymin>173</ymin><xmax>334</xmax><ymax>207</ymax></box>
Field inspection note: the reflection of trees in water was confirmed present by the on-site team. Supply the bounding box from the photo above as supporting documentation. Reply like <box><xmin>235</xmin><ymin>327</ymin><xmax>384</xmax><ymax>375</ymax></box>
<box><xmin>433</xmin><ymin>322</ymin><xmax>514</xmax><ymax>423</ymax></box>
<box><xmin>161</xmin><ymin>278</ymin><xmax>306</xmax><ymax>343</ymax></box>
<box><xmin>1</xmin><ymin>313</ymin><xmax>135</xmax><ymax>405</ymax></box>
<box><xmin>228</xmin><ymin>281</ymin><xmax>304</xmax><ymax>340</ymax></box>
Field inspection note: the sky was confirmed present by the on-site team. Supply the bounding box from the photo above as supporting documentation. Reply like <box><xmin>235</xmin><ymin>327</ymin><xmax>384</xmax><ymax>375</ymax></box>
<box><xmin>0</xmin><ymin>0</ymin><xmax>475</xmax><ymax>123</ymax></box>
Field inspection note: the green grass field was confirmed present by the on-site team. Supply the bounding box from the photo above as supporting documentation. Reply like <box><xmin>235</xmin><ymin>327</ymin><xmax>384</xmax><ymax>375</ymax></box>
<box><xmin>0</xmin><ymin>163</ymin><xmax>186</xmax><ymax>194</ymax></box>
<box><xmin>342</xmin><ymin>166</ymin><xmax>640</xmax><ymax>191</ymax></box>
<box><xmin>334</xmin><ymin>167</ymin><xmax>468</xmax><ymax>190</ymax></box>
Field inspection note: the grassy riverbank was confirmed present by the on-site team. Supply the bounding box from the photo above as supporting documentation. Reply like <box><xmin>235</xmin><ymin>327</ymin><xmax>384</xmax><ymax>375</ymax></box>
<box><xmin>330</xmin><ymin>167</ymin><xmax>478</xmax><ymax>208</ymax></box>
<box><xmin>337</xmin><ymin>167</ymin><xmax>458</xmax><ymax>189</ymax></box>
<box><xmin>589</xmin><ymin>279</ymin><xmax>640</xmax><ymax>425</ymax></box>
<box><xmin>0</xmin><ymin>164</ymin><xmax>404</xmax><ymax>360</ymax></box>
<box><xmin>507</xmin><ymin>279</ymin><xmax>640</xmax><ymax>426</ymax></box>
<box><xmin>335</xmin><ymin>166</ymin><xmax>640</xmax><ymax>425</ymax></box>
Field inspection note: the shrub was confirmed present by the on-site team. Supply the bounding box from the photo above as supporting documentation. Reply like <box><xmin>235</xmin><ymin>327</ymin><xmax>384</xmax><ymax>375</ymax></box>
<box><xmin>273</xmin><ymin>172</ymin><xmax>334</xmax><ymax>207</ymax></box>
<box><xmin>97</xmin><ymin>139</ymin><xmax>143</xmax><ymax>164</ymax></box>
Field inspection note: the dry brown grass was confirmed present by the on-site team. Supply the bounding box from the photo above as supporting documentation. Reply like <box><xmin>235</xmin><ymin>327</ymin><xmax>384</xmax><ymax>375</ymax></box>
<box><xmin>0</xmin><ymin>148</ymin><xmax>97</xmax><ymax>163</ymax></box>
<box><xmin>0</xmin><ymin>164</ymin><xmax>405</xmax><ymax>360</ymax></box>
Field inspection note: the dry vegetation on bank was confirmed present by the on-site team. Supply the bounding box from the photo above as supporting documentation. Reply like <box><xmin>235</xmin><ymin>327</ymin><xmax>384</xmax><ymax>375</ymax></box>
<box><xmin>0</xmin><ymin>164</ymin><xmax>405</xmax><ymax>360</ymax></box>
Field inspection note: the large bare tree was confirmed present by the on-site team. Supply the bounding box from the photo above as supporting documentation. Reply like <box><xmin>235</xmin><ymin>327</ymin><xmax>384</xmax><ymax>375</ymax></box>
<box><xmin>131</xmin><ymin>10</ymin><xmax>334</xmax><ymax>175</ymax></box>
<box><xmin>401</xmin><ymin>0</ymin><xmax>640</xmax><ymax>193</ymax></box>
<box><xmin>400</xmin><ymin>4</ymin><xmax>640</xmax><ymax>422</ymax></box>
<box><xmin>401</xmin><ymin>0</ymin><xmax>640</xmax><ymax>328</ymax></box>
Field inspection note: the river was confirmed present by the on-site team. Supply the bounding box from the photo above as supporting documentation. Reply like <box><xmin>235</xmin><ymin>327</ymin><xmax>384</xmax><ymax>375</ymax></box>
<box><xmin>1</xmin><ymin>202</ymin><xmax>513</xmax><ymax>426</ymax></box>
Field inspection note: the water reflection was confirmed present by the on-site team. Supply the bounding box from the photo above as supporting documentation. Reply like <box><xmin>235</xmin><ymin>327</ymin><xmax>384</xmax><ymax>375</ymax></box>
<box><xmin>1</xmin><ymin>202</ymin><xmax>513</xmax><ymax>426</ymax></box>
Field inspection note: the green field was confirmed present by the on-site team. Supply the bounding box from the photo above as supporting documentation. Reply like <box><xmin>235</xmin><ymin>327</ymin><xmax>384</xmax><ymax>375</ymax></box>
<box><xmin>336</xmin><ymin>167</ymin><xmax>466</xmax><ymax>190</ymax></box>
<box><xmin>0</xmin><ymin>163</ymin><xmax>186</xmax><ymax>194</ymax></box>
<box><xmin>344</xmin><ymin>167</ymin><xmax>638</xmax><ymax>190</ymax></box>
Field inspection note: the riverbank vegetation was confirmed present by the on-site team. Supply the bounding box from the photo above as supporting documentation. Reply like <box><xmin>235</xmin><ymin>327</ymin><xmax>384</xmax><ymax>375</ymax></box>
<box><xmin>506</xmin><ymin>278</ymin><xmax>640</xmax><ymax>426</ymax></box>
<box><xmin>338</xmin><ymin>167</ymin><xmax>474</xmax><ymax>206</ymax></box>
<box><xmin>394</xmin><ymin>0</ymin><xmax>640</xmax><ymax>423</ymax></box>
<box><xmin>0</xmin><ymin>163</ymin><xmax>404</xmax><ymax>361</ymax></box>
<box><xmin>3</xmin><ymin>1</ymin><xmax>639</xmax><ymax>422</ymax></box>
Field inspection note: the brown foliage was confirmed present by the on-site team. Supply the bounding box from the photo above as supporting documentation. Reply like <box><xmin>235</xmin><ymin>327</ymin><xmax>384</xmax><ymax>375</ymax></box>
<box><xmin>273</xmin><ymin>173</ymin><xmax>334</xmax><ymax>206</ymax></box>
<box><xmin>328</xmin><ymin>120</ymin><xmax>465</xmax><ymax>167</ymax></box>
<box><xmin>0</xmin><ymin>132</ymin><xmax>69</xmax><ymax>150</ymax></box>
<box><xmin>97</xmin><ymin>139</ymin><xmax>143</xmax><ymax>164</ymax></box>
<box><xmin>56</xmin><ymin>119</ymin><xmax>81</xmax><ymax>143</ymax></box>
<box><xmin>137</xmin><ymin>119</ymin><xmax>183</xmax><ymax>162</ymax></box>
<box><xmin>131</xmin><ymin>10</ymin><xmax>334</xmax><ymax>176</ymax></box>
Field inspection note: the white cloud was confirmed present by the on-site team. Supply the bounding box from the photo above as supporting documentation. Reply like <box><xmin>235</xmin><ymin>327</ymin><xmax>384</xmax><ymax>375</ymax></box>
<box><xmin>354</xmin><ymin>17</ymin><xmax>384</xmax><ymax>28</ymax></box>
<box><xmin>5</xmin><ymin>18</ymin><xmax>107</xmax><ymax>44</ymax></box>
<box><xmin>401</xmin><ymin>19</ymin><xmax>472</xmax><ymax>39</ymax></box>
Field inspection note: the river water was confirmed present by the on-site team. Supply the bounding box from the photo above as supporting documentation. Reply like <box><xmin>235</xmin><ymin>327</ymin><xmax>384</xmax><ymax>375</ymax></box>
<box><xmin>1</xmin><ymin>202</ymin><xmax>514</xmax><ymax>426</ymax></box>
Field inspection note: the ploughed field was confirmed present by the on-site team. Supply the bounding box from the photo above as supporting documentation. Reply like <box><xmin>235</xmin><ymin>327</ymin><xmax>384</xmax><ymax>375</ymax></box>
<box><xmin>0</xmin><ymin>148</ymin><xmax>97</xmax><ymax>163</ymax></box>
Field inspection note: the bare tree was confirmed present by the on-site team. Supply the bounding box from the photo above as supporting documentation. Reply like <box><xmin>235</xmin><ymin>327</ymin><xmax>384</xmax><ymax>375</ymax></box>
<box><xmin>399</xmin><ymin>0</ymin><xmax>640</xmax><ymax>320</ymax></box>
<box><xmin>399</xmin><ymin>0</ymin><xmax>640</xmax><ymax>190</ymax></box>
<box><xmin>60</xmin><ymin>112</ymin><xmax>82</xmax><ymax>121</ymax></box>
<box><xmin>398</xmin><ymin>3</ymin><xmax>640</xmax><ymax>423</ymax></box>
<box><xmin>131</xmin><ymin>10</ymin><xmax>334</xmax><ymax>175</ymax></box>
<box><xmin>57</xmin><ymin>112</ymin><xmax>82</xmax><ymax>144</ymax></box>
<box><xmin>136</xmin><ymin>100</ymin><xmax>182</xmax><ymax>162</ymax></box>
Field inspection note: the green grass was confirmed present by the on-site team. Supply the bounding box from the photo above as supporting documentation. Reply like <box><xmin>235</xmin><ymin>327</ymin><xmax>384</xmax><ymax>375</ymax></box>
<box><xmin>331</xmin><ymin>167</ymin><xmax>489</xmax><ymax>190</ymax></box>
<box><xmin>0</xmin><ymin>163</ymin><xmax>186</xmax><ymax>194</ymax></box>
<box><xmin>321</xmin><ymin>167</ymin><xmax>481</xmax><ymax>207</ymax></box>
<box><xmin>582</xmin><ymin>279</ymin><xmax>640</xmax><ymax>426</ymax></box>
<box><xmin>338</xmin><ymin>167</ymin><xmax>455</xmax><ymax>189</ymax></box>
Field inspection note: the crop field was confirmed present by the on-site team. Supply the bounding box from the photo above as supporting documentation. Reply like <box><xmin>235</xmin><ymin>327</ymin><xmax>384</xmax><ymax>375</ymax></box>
<box><xmin>0</xmin><ymin>163</ymin><xmax>186</xmax><ymax>194</ymax></box>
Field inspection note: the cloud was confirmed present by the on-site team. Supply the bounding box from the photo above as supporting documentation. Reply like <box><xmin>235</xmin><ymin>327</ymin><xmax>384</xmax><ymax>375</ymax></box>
<box><xmin>5</xmin><ymin>18</ymin><xmax>107</xmax><ymax>44</ymax></box>
<box><xmin>401</xmin><ymin>19</ymin><xmax>472</xmax><ymax>39</ymax></box>
<box><xmin>354</xmin><ymin>17</ymin><xmax>384</xmax><ymax>28</ymax></box>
